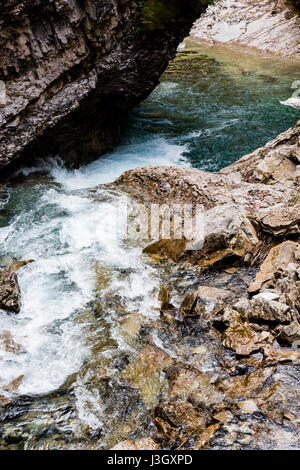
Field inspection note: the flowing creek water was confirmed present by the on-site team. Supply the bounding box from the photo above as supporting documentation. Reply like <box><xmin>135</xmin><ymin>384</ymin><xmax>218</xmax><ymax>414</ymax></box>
<box><xmin>0</xmin><ymin>41</ymin><xmax>299</xmax><ymax>449</ymax></box>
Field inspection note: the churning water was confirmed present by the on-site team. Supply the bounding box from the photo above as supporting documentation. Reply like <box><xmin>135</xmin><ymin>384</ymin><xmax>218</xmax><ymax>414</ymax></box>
<box><xmin>0</xmin><ymin>41</ymin><xmax>299</xmax><ymax>449</ymax></box>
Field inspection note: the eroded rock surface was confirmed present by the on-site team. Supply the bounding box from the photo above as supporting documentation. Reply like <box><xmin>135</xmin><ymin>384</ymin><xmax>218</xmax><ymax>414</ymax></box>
<box><xmin>190</xmin><ymin>0</ymin><xmax>300</xmax><ymax>58</ymax></box>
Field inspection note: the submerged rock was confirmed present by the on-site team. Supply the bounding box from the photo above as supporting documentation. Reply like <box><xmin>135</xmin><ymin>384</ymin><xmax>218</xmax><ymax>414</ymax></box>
<box><xmin>166</xmin><ymin>364</ymin><xmax>224</xmax><ymax>405</ymax></box>
<box><xmin>221</xmin><ymin>309</ymin><xmax>262</xmax><ymax>356</ymax></box>
<box><xmin>121</xmin><ymin>344</ymin><xmax>174</xmax><ymax>407</ymax></box>
<box><xmin>154</xmin><ymin>400</ymin><xmax>207</xmax><ymax>446</ymax></box>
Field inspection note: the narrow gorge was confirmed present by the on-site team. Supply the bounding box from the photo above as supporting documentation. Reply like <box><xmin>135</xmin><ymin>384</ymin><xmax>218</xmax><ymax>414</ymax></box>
<box><xmin>0</xmin><ymin>0</ymin><xmax>299</xmax><ymax>452</ymax></box>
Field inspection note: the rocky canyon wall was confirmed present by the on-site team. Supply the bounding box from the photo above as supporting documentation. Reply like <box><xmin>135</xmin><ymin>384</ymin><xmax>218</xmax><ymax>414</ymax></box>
<box><xmin>0</xmin><ymin>0</ymin><xmax>210</xmax><ymax>169</ymax></box>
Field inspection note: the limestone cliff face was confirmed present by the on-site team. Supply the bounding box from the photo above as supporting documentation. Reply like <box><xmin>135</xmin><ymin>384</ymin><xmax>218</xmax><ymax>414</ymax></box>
<box><xmin>0</xmin><ymin>0</ymin><xmax>210</xmax><ymax>169</ymax></box>
<box><xmin>191</xmin><ymin>0</ymin><xmax>300</xmax><ymax>58</ymax></box>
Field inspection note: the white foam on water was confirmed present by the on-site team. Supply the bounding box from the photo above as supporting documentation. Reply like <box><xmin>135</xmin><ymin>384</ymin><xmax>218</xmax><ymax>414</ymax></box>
<box><xmin>22</xmin><ymin>136</ymin><xmax>188</xmax><ymax>191</ymax></box>
<box><xmin>0</xmin><ymin>133</ymin><xmax>187</xmax><ymax>419</ymax></box>
<box><xmin>280</xmin><ymin>97</ymin><xmax>300</xmax><ymax>108</ymax></box>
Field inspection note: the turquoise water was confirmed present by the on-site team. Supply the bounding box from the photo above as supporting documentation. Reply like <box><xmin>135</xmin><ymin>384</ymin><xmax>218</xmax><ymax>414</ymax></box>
<box><xmin>128</xmin><ymin>41</ymin><xmax>299</xmax><ymax>171</ymax></box>
<box><xmin>0</xmin><ymin>42</ymin><xmax>299</xmax><ymax>449</ymax></box>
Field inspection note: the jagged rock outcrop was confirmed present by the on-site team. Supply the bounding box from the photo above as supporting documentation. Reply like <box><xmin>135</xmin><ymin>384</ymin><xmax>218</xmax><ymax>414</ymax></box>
<box><xmin>190</xmin><ymin>0</ymin><xmax>300</xmax><ymax>58</ymax></box>
<box><xmin>220</xmin><ymin>122</ymin><xmax>300</xmax><ymax>187</ymax></box>
<box><xmin>113</xmin><ymin>121</ymin><xmax>300</xmax><ymax>363</ymax></box>
<box><xmin>0</xmin><ymin>0</ymin><xmax>210</xmax><ymax>170</ymax></box>
<box><xmin>114</xmin><ymin>163</ymin><xmax>287</xmax><ymax>266</ymax></box>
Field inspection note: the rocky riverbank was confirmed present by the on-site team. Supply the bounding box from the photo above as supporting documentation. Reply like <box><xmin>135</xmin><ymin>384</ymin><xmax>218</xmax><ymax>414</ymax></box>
<box><xmin>109</xmin><ymin>120</ymin><xmax>300</xmax><ymax>449</ymax></box>
<box><xmin>1</xmin><ymin>122</ymin><xmax>299</xmax><ymax>449</ymax></box>
<box><xmin>190</xmin><ymin>0</ymin><xmax>300</xmax><ymax>59</ymax></box>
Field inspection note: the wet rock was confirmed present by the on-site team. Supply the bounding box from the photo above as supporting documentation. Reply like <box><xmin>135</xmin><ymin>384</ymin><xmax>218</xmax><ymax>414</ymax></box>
<box><xmin>143</xmin><ymin>239</ymin><xmax>186</xmax><ymax>262</ymax></box>
<box><xmin>256</xmin><ymin>365</ymin><xmax>300</xmax><ymax>424</ymax></box>
<box><xmin>213</xmin><ymin>410</ymin><xmax>233</xmax><ymax>425</ymax></box>
<box><xmin>158</xmin><ymin>286</ymin><xmax>170</xmax><ymax>310</ymax></box>
<box><xmin>154</xmin><ymin>400</ymin><xmax>207</xmax><ymax>446</ymax></box>
<box><xmin>0</xmin><ymin>256</ymin><xmax>33</xmax><ymax>272</ymax></box>
<box><xmin>0</xmin><ymin>270</ymin><xmax>21</xmax><ymax>313</ymax></box>
<box><xmin>248</xmin><ymin>241</ymin><xmax>299</xmax><ymax>293</ymax></box>
<box><xmin>2</xmin><ymin>375</ymin><xmax>24</xmax><ymax>393</ymax></box>
<box><xmin>221</xmin><ymin>309</ymin><xmax>262</xmax><ymax>356</ymax></box>
<box><xmin>166</xmin><ymin>364</ymin><xmax>224</xmax><ymax>406</ymax></box>
<box><xmin>237</xmin><ymin>400</ymin><xmax>258</xmax><ymax>414</ymax></box>
<box><xmin>111</xmin><ymin>438</ymin><xmax>160</xmax><ymax>450</ymax></box>
<box><xmin>262</xmin><ymin>344</ymin><xmax>300</xmax><ymax>366</ymax></box>
<box><xmin>179</xmin><ymin>285</ymin><xmax>232</xmax><ymax>320</ymax></box>
<box><xmin>121</xmin><ymin>344</ymin><xmax>174</xmax><ymax>407</ymax></box>
<box><xmin>119</xmin><ymin>313</ymin><xmax>144</xmax><ymax>344</ymax></box>
<box><xmin>179</xmin><ymin>291</ymin><xmax>204</xmax><ymax>318</ymax></box>
<box><xmin>218</xmin><ymin>367</ymin><xmax>275</xmax><ymax>400</ymax></box>
<box><xmin>0</xmin><ymin>330</ymin><xmax>21</xmax><ymax>353</ymax></box>
<box><xmin>7</xmin><ymin>259</ymin><xmax>34</xmax><ymax>273</ymax></box>
<box><xmin>0</xmin><ymin>395</ymin><xmax>11</xmax><ymax>408</ymax></box>
<box><xmin>194</xmin><ymin>423</ymin><xmax>220</xmax><ymax>450</ymax></box>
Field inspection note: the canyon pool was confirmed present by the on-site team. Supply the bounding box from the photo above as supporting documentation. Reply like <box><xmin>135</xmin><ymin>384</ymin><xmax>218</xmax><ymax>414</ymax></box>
<box><xmin>0</xmin><ymin>41</ymin><xmax>299</xmax><ymax>449</ymax></box>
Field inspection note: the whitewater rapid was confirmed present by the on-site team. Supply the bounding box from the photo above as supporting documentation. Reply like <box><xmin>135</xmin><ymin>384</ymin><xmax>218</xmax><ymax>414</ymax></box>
<box><xmin>0</xmin><ymin>134</ymin><xmax>188</xmax><ymax>402</ymax></box>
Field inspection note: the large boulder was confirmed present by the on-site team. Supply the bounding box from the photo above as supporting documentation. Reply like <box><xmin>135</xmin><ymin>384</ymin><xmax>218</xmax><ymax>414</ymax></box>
<box><xmin>115</xmin><ymin>166</ymin><xmax>283</xmax><ymax>214</ymax></box>
<box><xmin>248</xmin><ymin>241</ymin><xmax>299</xmax><ymax>293</ymax></box>
<box><xmin>116</xmin><ymin>166</ymin><xmax>284</xmax><ymax>268</ymax></box>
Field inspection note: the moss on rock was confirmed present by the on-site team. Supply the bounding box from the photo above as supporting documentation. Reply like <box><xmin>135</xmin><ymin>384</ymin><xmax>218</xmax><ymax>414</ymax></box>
<box><xmin>289</xmin><ymin>0</ymin><xmax>300</xmax><ymax>14</ymax></box>
<box><xmin>139</xmin><ymin>0</ymin><xmax>213</xmax><ymax>32</ymax></box>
